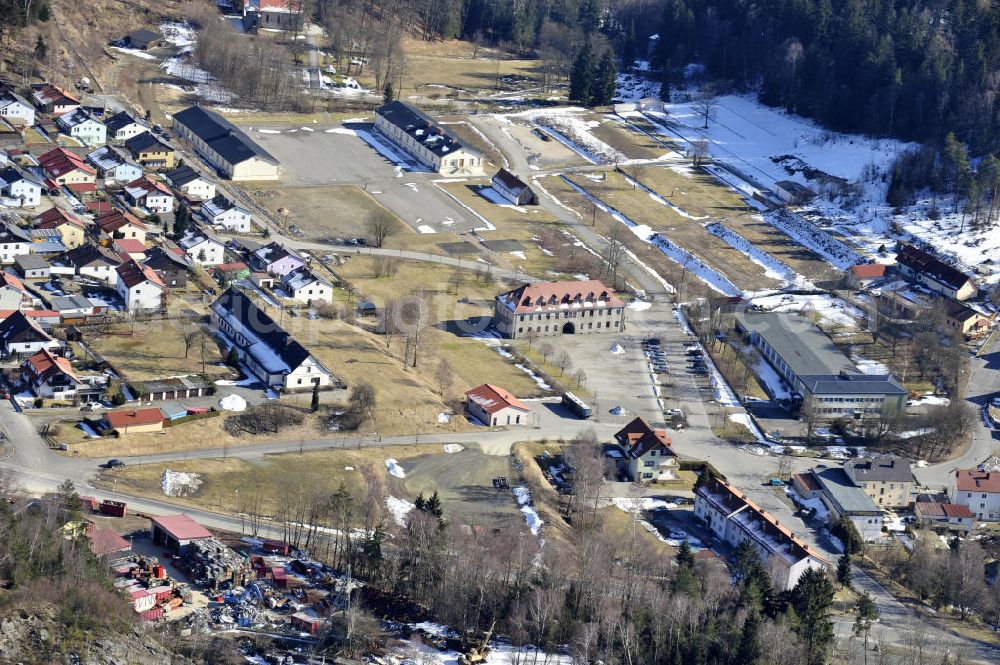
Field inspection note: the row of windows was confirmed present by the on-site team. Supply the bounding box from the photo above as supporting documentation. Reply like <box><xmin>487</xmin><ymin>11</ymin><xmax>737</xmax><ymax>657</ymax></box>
<box><xmin>816</xmin><ymin>407</ymin><xmax>883</xmax><ymax>415</ymax></box>
<box><xmin>517</xmin><ymin>321</ymin><xmax>618</xmax><ymax>333</ymax></box>
<box><xmin>819</xmin><ymin>396</ymin><xmax>885</xmax><ymax>404</ymax></box>
<box><xmin>965</xmin><ymin>492</ymin><xmax>993</xmax><ymax>499</ymax></box>
<box><xmin>518</xmin><ymin>309</ymin><xmax>614</xmax><ymax>321</ymax></box>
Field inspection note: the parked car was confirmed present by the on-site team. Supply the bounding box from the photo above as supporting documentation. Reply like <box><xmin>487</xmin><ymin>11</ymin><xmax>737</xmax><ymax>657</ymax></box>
<box><xmin>666</xmin><ymin>529</ymin><xmax>687</xmax><ymax>540</ymax></box>
<box><xmin>105</xmin><ymin>459</ymin><xmax>125</xmax><ymax>469</ymax></box>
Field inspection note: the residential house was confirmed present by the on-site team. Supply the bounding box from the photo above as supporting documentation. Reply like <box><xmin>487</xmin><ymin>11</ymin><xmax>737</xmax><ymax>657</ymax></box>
<box><xmin>200</xmin><ymin>194</ymin><xmax>251</xmax><ymax>232</ymax></box>
<box><xmin>86</xmin><ymin>145</ymin><xmax>143</xmax><ymax>186</ymax></box>
<box><xmin>0</xmin><ymin>309</ymin><xmax>59</xmax><ymax>329</ymax></box>
<box><xmin>21</xmin><ymin>348</ymin><xmax>81</xmax><ymax>400</ymax></box>
<box><xmin>171</xmin><ymin>106</ymin><xmax>279</xmax><ymax>181</ymax></box>
<box><xmin>124</xmin><ymin>131</ymin><xmax>175</xmax><ymax>169</ymax></box>
<box><xmin>37</xmin><ymin>148</ymin><xmax>97</xmax><ymax>192</ymax></box>
<box><xmin>0</xmin><ymin>271</ymin><xmax>30</xmax><ymax>309</ymax></box>
<box><xmin>48</xmin><ymin>294</ymin><xmax>107</xmax><ymax>319</ymax></box>
<box><xmin>103</xmin><ymin>110</ymin><xmax>148</xmax><ymax>142</ymax></box>
<box><xmin>14</xmin><ymin>254</ymin><xmax>50</xmax><ymax>279</ymax></box>
<box><xmin>896</xmin><ymin>243</ymin><xmax>977</xmax><ymax>300</ymax></box>
<box><xmin>251</xmin><ymin>242</ymin><xmax>304</xmax><ymax>276</ymax></box>
<box><xmin>105</xmin><ymin>407</ymin><xmax>164</xmax><ymax>435</ymax></box>
<box><xmin>0</xmin><ymin>310</ymin><xmax>60</xmax><ymax>356</ymax></box>
<box><xmin>59</xmin><ymin>243</ymin><xmax>121</xmax><ymax>285</ymax></box>
<box><xmin>695</xmin><ymin>476</ymin><xmax>829</xmax><ymax>591</ymax></box>
<box><xmin>280</xmin><ymin>266</ymin><xmax>333</xmax><ymax>304</ymax></box>
<box><xmin>490</xmin><ymin>168</ymin><xmax>537</xmax><ymax>205</ymax></box>
<box><xmin>177</xmin><ymin>229</ymin><xmax>225</xmax><ymax>265</ymax></box>
<box><xmin>123</xmin><ymin>176</ymin><xmax>174</xmax><ymax>214</ymax></box>
<box><xmin>123</xmin><ymin>29</ymin><xmax>160</xmax><ymax>50</ymax></box>
<box><xmin>843</xmin><ymin>455</ymin><xmax>916</xmax><ymax>508</ymax></box>
<box><xmin>808</xmin><ymin>467</ymin><xmax>884</xmax><ymax>542</ymax></box>
<box><xmin>30</xmin><ymin>83</ymin><xmax>79</xmax><ymax>115</ymax></box>
<box><xmin>0</xmin><ymin>166</ymin><xmax>42</xmax><ymax>207</ymax></box>
<box><xmin>212</xmin><ymin>261</ymin><xmax>250</xmax><ymax>282</ymax></box>
<box><xmin>734</xmin><ymin>312</ymin><xmax>907</xmax><ymax>418</ymax></box>
<box><xmin>112</xmin><ymin>238</ymin><xmax>148</xmax><ymax>262</ymax></box>
<box><xmin>210</xmin><ymin>287</ymin><xmax>339</xmax><ymax>391</ymax></box>
<box><xmin>242</xmin><ymin>0</ymin><xmax>304</xmax><ymax>32</ymax></box>
<box><xmin>96</xmin><ymin>210</ymin><xmax>147</xmax><ymax>242</ymax></box>
<box><xmin>846</xmin><ymin>263</ymin><xmax>887</xmax><ymax>289</ymax></box>
<box><xmin>791</xmin><ymin>471</ymin><xmax>824</xmax><ymax>500</ymax></box>
<box><xmin>56</xmin><ymin>108</ymin><xmax>107</xmax><ymax>146</ymax></box>
<box><xmin>28</xmin><ymin>228</ymin><xmax>66</xmax><ymax>256</ymax></box>
<box><xmin>492</xmin><ymin>279</ymin><xmax>625</xmax><ymax>339</ymax></box>
<box><xmin>115</xmin><ymin>259</ymin><xmax>164</xmax><ymax>312</ymax></box>
<box><xmin>0</xmin><ymin>87</ymin><xmax>35</xmax><ymax>126</ymax></box>
<box><xmin>165</xmin><ymin>165</ymin><xmax>216</xmax><ymax>201</ymax></box>
<box><xmin>943</xmin><ymin>300</ymin><xmax>993</xmax><ymax>339</ymax></box>
<box><xmin>0</xmin><ymin>222</ymin><xmax>32</xmax><ymax>264</ymax></box>
<box><xmin>914</xmin><ymin>501</ymin><xmax>975</xmax><ymax>532</ymax></box>
<box><xmin>464</xmin><ymin>383</ymin><xmax>532</xmax><ymax>426</ymax></box>
<box><xmin>950</xmin><ymin>468</ymin><xmax>1000</xmax><ymax>521</ymax></box>
<box><xmin>143</xmin><ymin>246</ymin><xmax>188</xmax><ymax>288</ymax></box>
<box><xmin>34</xmin><ymin>208</ymin><xmax>87</xmax><ymax>249</ymax></box>
<box><xmin>374</xmin><ymin>100</ymin><xmax>484</xmax><ymax>176</ymax></box>
<box><xmin>612</xmin><ymin>416</ymin><xmax>677</xmax><ymax>482</ymax></box>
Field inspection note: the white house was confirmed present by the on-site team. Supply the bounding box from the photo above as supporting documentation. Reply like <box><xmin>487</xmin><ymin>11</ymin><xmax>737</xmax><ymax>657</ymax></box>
<box><xmin>0</xmin><ymin>166</ymin><xmax>42</xmax><ymax>208</ymax></box>
<box><xmin>21</xmin><ymin>348</ymin><xmax>82</xmax><ymax>400</ymax></box>
<box><xmin>210</xmin><ymin>287</ymin><xmax>340</xmax><ymax>392</ymax></box>
<box><xmin>124</xmin><ymin>176</ymin><xmax>174</xmax><ymax>214</ymax></box>
<box><xmin>115</xmin><ymin>259</ymin><xmax>164</xmax><ymax>312</ymax></box>
<box><xmin>0</xmin><ymin>222</ymin><xmax>32</xmax><ymax>264</ymax></box>
<box><xmin>171</xmin><ymin>106</ymin><xmax>280</xmax><ymax>181</ymax></box>
<box><xmin>0</xmin><ymin>272</ymin><xmax>30</xmax><ymax>310</ymax></box>
<box><xmin>280</xmin><ymin>267</ymin><xmax>333</xmax><ymax>304</ymax></box>
<box><xmin>0</xmin><ymin>88</ymin><xmax>35</xmax><ymax>126</ymax></box>
<box><xmin>695</xmin><ymin>476</ymin><xmax>829</xmax><ymax>591</ymax></box>
<box><xmin>103</xmin><ymin>111</ymin><xmax>148</xmax><ymax>142</ymax></box>
<box><xmin>0</xmin><ymin>310</ymin><xmax>61</xmax><ymax>357</ymax></box>
<box><xmin>374</xmin><ymin>100</ymin><xmax>484</xmax><ymax>176</ymax></box>
<box><xmin>60</xmin><ymin>243</ymin><xmax>121</xmax><ymax>285</ymax></box>
<box><xmin>86</xmin><ymin>146</ymin><xmax>143</xmax><ymax>186</ymax></box>
<box><xmin>490</xmin><ymin>168</ymin><xmax>537</xmax><ymax>205</ymax></box>
<box><xmin>177</xmin><ymin>229</ymin><xmax>226</xmax><ymax>266</ymax></box>
<box><xmin>200</xmin><ymin>194</ymin><xmax>251</xmax><ymax>232</ymax></box>
<box><xmin>56</xmin><ymin>108</ymin><xmax>107</xmax><ymax>146</ymax></box>
<box><xmin>950</xmin><ymin>468</ymin><xmax>1000</xmax><ymax>521</ymax></box>
<box><xmin>464</xmin><ymin>383</ymin><xmax>533</xmax><ymax>427</ymax></box>
<box><xmin>613</xmin><ymin>416</ymin><xmax>677</xmax><ymax>482</ymax></box>
<box><xmin>165</xmin><ymin>165</ymin><xmax>216</xmax><ymax>201</ymax></box>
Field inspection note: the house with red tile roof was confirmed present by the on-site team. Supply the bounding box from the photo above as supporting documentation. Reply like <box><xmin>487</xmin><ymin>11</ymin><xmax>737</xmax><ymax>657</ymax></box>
<box><xmin>0</xmin><ymin>270</ymin><xmax>30</xmax><ymax>310</ymax></box>
<box><xmin>464</xmin><ymin>383</ymin><xmax>533</xmax><ymax>427</ymax></box>
<box><xmin>21</xmin><ymin>348</ymin><xmax>81</xmax><ymax>399</ymax></box>
<box><xmin>34</xmin><ymin>207</ymin><xmax>87</xmax><ymax>248</ymax></box>
<box><xmin>950</xmin><ymin>468</ymin><xmax>1000</xmax><ymax>521</ymax></box>
<box><xmin>115</xmin><ymin>259</ymin><xmax>164</xmax><ymax>312</ymax></box>
<box><xmin>123</xmin><ymin>176</ymin><xmax>174</xmax><ymax>214</ymax></box>
<box><xmin>493</xmin><ymin>279</ymin><xmax>625</xmax><ymax>339</ymax></box>
<box><xmin>914</xmin><ymin>501</ymin><xmax>974</xmax><ymax>532</ymax></box>
<box><xmin>113</xmin><ymin>238</ymin><xmax>148</xmax><ymax>262</ymax></box>
<box><xmin>613</xmin><ymin>416</ymin><xmax>676</xmax><ymax>482</ymax></box>
<box><xmin>104</xmin><ymin>407</ymin><xmax>164</xmax><ymax>434</ymax></box>
<box><xmin>37</xmin><ymin>147</ymin><xmax>96</xmax><ymax>192</ymax></box>
<box><xmin>846</xmin><ymin>263</ymin><xmax>887</xmax><ymax>288</ymax></box>
<box><xmin>87</xmin><ymin>525</ymin><xmax>132</xmax><ymax>557</ymax></box>
<box><xmin>96</xmin><ymin>210</ymin><xmax>147</xmax><ymax>243</ymax></box>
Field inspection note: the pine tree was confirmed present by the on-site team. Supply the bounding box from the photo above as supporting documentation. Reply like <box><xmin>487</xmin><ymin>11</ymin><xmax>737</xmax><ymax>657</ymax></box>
<box><xmin>853</xmin><ymin>591</ymin><xmax>879</xmax><ymax>665</ymax></box>
<box><xmin>675</xmin><ymin>539</ymin><xmax>695</xmax><ymax>568</ymax></box>
<box><xmin>569</xmin><ymin>40</ymin><xmax>595</xmax><ymax>105</ymax></box>
<box><xmin>58</xmin><ymin>479</ymin><xmax>81</xmax><ymax>520</ymax></box>
<box><xmin>226</xmin><ymin>346</ymin><xmax>239</xmax><ymax>367</ymax></box>
<box><xmin>414</xmin><ymin>493</ymin><xmax>426</xmax><ymax>512</ymax></box>
<box><xmin>173</xmin><ymin>202</ymin><xmax>190</xmax><ymax>238</ymax></box>
<box><xmin>383</xmin><ymin>81</ymin><xmax>395</xmax><ymax>104</ymax></box>
<box><xmin>621</xmin><ymin>22</ymin><xmax>637</xmax><ymax>71</ymax></box>
<box><xmin>310</xmin><ymin>381</ymin><xmax>320</xmax><ymax>413</ymax></box>
<box><xmin>736</xmin><ymin>612</ymin><xmax>762</xmax><ymax>665</ymax></box>
<box><xmin>836</xmin><ymin>552</ymin><xmax>853</xmax><ymax>589</ymax></box>
<box><xmin>790</xmin><ymin>569</ymin><xmax>835</xmax><ymax>665</ymax></box>
<box><xmin>593</xmin><ymin>48</ymin><xmax>617</xmax><ymax>106</ymax></box>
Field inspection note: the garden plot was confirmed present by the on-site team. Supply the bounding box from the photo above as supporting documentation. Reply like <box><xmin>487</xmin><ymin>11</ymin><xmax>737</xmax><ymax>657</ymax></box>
<box><xmin>563</xmin><ymin>172</ymin><xmax>778</xmax><ymax>293</ymax></box>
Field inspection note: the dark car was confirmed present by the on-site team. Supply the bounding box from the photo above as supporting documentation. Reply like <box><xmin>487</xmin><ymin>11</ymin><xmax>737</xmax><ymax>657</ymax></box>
<box><xmin>106</xmin><ymin>459</ymin><xmax>125</xmax><ymax>469</ymax></box>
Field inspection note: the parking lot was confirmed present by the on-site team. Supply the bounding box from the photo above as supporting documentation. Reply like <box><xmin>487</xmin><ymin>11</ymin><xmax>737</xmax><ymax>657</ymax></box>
<box><xmin>248</xmin><ymin>124</ymin><xmax>484</xmax><ymax>235</ymax></box>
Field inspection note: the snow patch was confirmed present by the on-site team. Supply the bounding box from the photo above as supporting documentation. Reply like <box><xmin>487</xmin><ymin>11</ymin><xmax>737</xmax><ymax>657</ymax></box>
<box><xmin>386</xmin><ymin>496</ymin><xmax>415</xmax><ymax>526</ymax></box>
<box><xmin>513</xmin><ymin>485</ymin><xmax>543</xmax><ymax>537</ymax></box>
<box><xmin>442</xmin><ymin>443</ymin><xmax>464</xmax><ymax>453</ymax></box>
<box><xmin>385</xmin><ymin>458</ymin><xmax>406</xmax><ymax>478</ymax></box>
<box><xmin>162</xmin><ymin>470</ymin><xmax>203</xmax><ymax>497</ymax></box>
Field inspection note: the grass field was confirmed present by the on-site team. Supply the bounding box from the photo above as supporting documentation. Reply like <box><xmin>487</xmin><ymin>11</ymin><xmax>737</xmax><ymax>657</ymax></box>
<box><xmin>397</xmin><ymin>38</ymin><xmax>543</xmax><ymax>101</ymax></box>
<box><xmin>249</xmin><ymin>185</ymin><xmax>407</xmax><ymax>243</ymax></box>
<box><xmin>565</xmin><ymin>170</ymin><xmax>778</xmax><ymax>292</ymax></box>
<box><xmin>438</xmin><ymin>119</ymin><xmax>506</xmax><ymax>168</ymax></box>
<box><xmin>88</xmin><ymin>321</ymin><xmax>230</xmax><ymax>382</ymax></box>
<box><xmin>590</xmin><ymin>119</ymin><xmax>670</xmax><ymax>161</ymax></box>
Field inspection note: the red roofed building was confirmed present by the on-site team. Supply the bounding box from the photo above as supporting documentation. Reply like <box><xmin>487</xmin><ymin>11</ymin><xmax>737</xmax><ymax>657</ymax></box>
<box><xmin>613</xmin><ymin>416</ymin><xmax>676</xmax><ymax>482</ymax></box>
<box><xmin>847</xmin><ymin>263</ymin><xmax>887</xmax><ymax>288</ymax></box>
<box><xmin>914</xmin><ymin>501</ymin><xmax>974</xmax><ymax>531</ymax></box>
<box><xmin>21</xmin><ymin>348</ymin><xmax>81</xmax><ymax>399</ymax></box>
<box><xmin>113</xmin><ymin>238</ymin><xmax>148</xmax><ymax>261</ymax></box>
<box><xmin>105</xmin><ymin>406</ymin><xmax>164</xmax><ymax>434</ymax></box>
<box><xmin>123</xmin><ymin>176</ymin><xmax>174</xmax><ymax>214</ymax></box>
<box><xmin>149</xmin><ymin>514</ymin><xmax>212</xmax><ymax>553</ymax></box>
<box><xmin>464</xmin><ymin>383</ymin><xmax>533</xmax><ymax>427</ymax></box>
<box><xmin>37</xmin><ymin>148</ymin><xmax>96</xmax><ymax>191</ymax></box>
<box><xmin>0</xmin><ymin>270</ymin><xmax>29</xmax><ymax>311</ymax></box>
<box><xmin>950</xmin><ymin>468</ymin><xmax>1000</xmax><ymax>521</ymax></box>
<box><xmin>96</xmin><ymin>209</ymin><xmax>147</xmax><ymax>242</ymax></box>
<box><xmin>87</xmin><ymin>525</ymin><xmax>132</xmax><ymax>557</ymax></box>
<box><xmin>493</xmin><ymin>279</ymin><xmax>625</xmax><ymax>339</ymax></box>
<box><xmin>34</xmin><ymin>207</ymin><xmax>87</xmax><ymax>248</ymax></box>
<box><xmin>115</xmin><ymin>259</ymin><xmax>164</xmax><ymax>312</ymax></box>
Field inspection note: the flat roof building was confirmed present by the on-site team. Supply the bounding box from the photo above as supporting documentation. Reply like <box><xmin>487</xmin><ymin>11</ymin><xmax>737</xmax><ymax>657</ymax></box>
<box><xmin>149</xmin><ymin>514</ymin><xmax>212</xmax><ymax>553</ymax></box>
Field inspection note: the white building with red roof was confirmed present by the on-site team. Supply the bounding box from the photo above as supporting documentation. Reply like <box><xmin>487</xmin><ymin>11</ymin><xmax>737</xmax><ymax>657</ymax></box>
<box><xmin>37</xmin><ymin>147</ymin><xmax>96</xmax><ymax>192</ymax></box>
<box><xmin>613</xmin><ymin>416</ymin><xmax>676</xmax><ymax>482</ymax></box>
<box><xmin>950</xmin><ymin>467</ymin><xmax>1000</xmax><ymax>521</ymax></box>
<box><xmin>124</xmin><ymin>176</ymin><xmax>174</xmax><ymax>214</ymax></box>
<box><xmin>492</xmin><ymin>279</ymin><xmax>625</xmax><ymax>339</ymax></box>
<box><xmin>464</xmin><ymin>383</ymin><xmax>534</xmax><ymax>427</ymax></box>
<box><xmin>115</xmin><ymin>259</ymin><xmax>164</xmax><ymax>312</ymax></box>
<box><xmin>21</xmin><ymin>348</ymin><xmax>82</xmax><ymax>399</ymax></box>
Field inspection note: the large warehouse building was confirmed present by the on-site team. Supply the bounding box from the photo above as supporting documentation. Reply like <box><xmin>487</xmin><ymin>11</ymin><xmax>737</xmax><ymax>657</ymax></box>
<box><xmin>171</xmin><ymin>106</ymin><xmax>280</xmax><ymax>181</ymax></box>
<box><xmin>374</xmin><ymin>100</ymin><xmax>484</xmax><ymax>176</ymax></box>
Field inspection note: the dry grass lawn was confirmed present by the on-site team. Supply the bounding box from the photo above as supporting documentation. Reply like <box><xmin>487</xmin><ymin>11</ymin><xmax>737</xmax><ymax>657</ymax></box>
<box><xmin>397</xmin><ymin>38</ymin><xmax>542</xmax><ymax>100</ymax></box>
<box><xmin>88</xmin><ymin>321</ymin><xmax>230</xmax><ymax>382</ymax></box>
<box><xmin>591</xmin><ymin>119</ymin><xmax>670</xmax><ymax>161</ymax></box>
<box><xmin>565</xmin><ymin>171</ymin><xmax>778</xmax><ymax>291</ymax></box>
<box><xmin>438</xmin><ymin>119</ymin><xmax>506</xmax><ymax>168</ymax></box>
<box><xmin>249</xmin><ymin>185</ymin><xmax>407</xmax><ymax>243</ymax></box>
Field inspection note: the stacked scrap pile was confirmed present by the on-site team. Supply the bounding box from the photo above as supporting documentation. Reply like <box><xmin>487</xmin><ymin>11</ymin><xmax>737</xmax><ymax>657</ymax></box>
<box><xmin>109</xmin><ymin>555</ymin><xmax>185</xmax><ymax>621</ymax></box>
<box><xmin>183</xmin><ymin>537</ymin><xmax>254</xmax><ymax>590</ymax></box>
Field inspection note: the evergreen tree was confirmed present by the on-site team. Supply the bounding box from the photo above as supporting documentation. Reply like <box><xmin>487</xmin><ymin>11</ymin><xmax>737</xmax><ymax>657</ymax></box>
<box><xmin>593</xmin><ymin>48</ymin><xmax>617</xmax><ymax>106</ymax></box>
<box><xmin>736</xmin><ymin>612</ymin><xmax>762</xmax><ymax>665</ymax></box>
<box><xmin>675</xmin><ymin>539</ymin><xmax>695</xmax><ymax>568</ymax></box>
<box><xmin>226</xmin><ymin>346</ymin><xmax>239</xmax><ymax>367</ymax></box>
<box><xmin>853</xmin><ymin>591</ymin><xmax>879</xmax><ymax>665</ymax></box>
<box><xmin>173</xmin><ymin>202</ymin><xmax>190</xmax><ymax>238</ymax></box>
<box><xmin>426</xmin><ymin>490</ymin><xmax>443</xmax><ymax>519</ymax></box>
<box><xmin>33</xmin><ymin>35</ymin><xmax>46</xmax><ymax>61</ymax></box>
<box><xmin>578</xmin><ymin>0</ymin><xmax>601</xmax><ymax>35</ymax></box>
<box><xmin>414</xmin><ymin>492</ymin><xmax>426</xmax><ymax>512</ymax></box>
<box><xmin>569</xmin><ymin>40</ymin><xmax>596</xmax><ymax>105</ymax></box>
<box><xmin>310</xmin><ymin>381</ymin><xmax>320</xmax><ymax>412</ymax></box>
<box><xmin>790</xmin><ymin>569</ymin><xmax>835</xmax><ymax>665</ymax></box>
<box><xmin>58</xmin><ymin>479</ymin><xmax>81</xmax><ymax>520</ymax></box>
<box><xmin>621</xmin><ymin>22</ymin><xmax>636</xmax><ymax>71</ymax></box>
<box><xmin>383</xmin><ymin>81</ymin><xmax>395</xmax><ymax>104</ymax></box>
<box><xmin>836</xmin><ymin>553</ymin><xmax>853</xmax><ymax>589</ymax></box>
